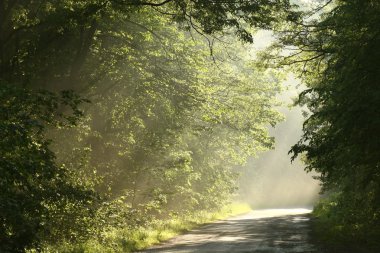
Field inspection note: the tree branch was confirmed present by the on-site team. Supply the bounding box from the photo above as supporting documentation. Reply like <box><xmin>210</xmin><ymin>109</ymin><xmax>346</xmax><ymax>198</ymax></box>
<box><xmin>135</xmin><ymin>0</ymin><xmax>173</xmax><ymax>6</ymax></box>
<box><xmin>113</xmin><ymin>0</ymin><xmax>174</xmax><ymax>7</ymax></box>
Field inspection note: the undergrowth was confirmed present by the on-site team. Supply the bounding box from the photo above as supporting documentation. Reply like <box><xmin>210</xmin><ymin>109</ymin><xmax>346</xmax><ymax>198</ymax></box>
<box><xmin>37</xmin><ymin>203</ymin><xmax>251</xmax><ymax>253</ymax></box>
<box><xmin>311</xmin><ymin>194</ymin><xmax>380</xmax><ymax>253</ymax></box>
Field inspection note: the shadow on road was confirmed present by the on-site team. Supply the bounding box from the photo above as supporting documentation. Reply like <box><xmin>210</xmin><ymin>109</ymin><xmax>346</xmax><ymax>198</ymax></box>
<box><xmin>139</xmin><ymin>213</ymin><xmax>325</xmax><ymax>253</ymax></box>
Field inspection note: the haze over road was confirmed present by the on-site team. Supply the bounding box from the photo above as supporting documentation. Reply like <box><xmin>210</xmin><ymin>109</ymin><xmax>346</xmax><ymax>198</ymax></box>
<box><xmin>140</xmin><ymin>209</ymin><xmax>320</xmax><ymax>253</ymax></box>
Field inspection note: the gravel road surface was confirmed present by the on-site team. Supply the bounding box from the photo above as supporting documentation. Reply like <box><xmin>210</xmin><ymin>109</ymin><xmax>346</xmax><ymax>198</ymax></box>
<box><xmin>139</xmin><ymin>208</ymin><xmax>322</xmax><ymax>253</ymax></box>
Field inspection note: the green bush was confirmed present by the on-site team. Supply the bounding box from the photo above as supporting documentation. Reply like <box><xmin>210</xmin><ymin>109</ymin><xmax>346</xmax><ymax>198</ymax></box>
<box><xmin>312</xmin><ymin>191</ymin><xmax>380</xmax><ymax>252</ymax></box>
<box><xmin>0</xmin><ymin>84</ymin><xmax>97</xmax><ymax>252</ymax></box>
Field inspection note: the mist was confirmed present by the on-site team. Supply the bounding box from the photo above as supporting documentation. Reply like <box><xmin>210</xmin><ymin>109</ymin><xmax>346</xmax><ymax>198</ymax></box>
<box><xmin>237</xmin><ymin>76</ymin><xmax>320</xmax><ymax>209</ymax></box>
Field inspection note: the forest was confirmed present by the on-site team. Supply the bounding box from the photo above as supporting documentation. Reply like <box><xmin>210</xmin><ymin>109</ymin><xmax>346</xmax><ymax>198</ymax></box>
<box><xmin>0</xmin><ymin>0</ymin><xmax>379</xmax><ymax>252</ymax></box>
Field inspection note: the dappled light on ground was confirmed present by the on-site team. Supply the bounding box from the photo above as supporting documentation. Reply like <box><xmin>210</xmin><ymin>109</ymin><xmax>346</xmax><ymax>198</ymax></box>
<box><xmin>140</xmin><ymin>209</ymin><xmax>320</xmax><ymax>253</ymax></box>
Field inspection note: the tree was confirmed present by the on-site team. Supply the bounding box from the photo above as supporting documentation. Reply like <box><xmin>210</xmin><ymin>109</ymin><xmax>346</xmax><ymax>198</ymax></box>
<box><xmin>50</xmin><ymin>9</ymin><xmax>282</xmax><ymax>216</ymax></box>
<box><xmin>272</xmin><ymin>0</ymin><xmax>380</xmax><ymax>246</ymax></box>
<box><xmin>0</xmin><ymin>0</ymin><xmax>298</xmax><ymax>91</ymax></box>
<box><xmin>0</xmin><ymin>84</ymin><xmax>97</xmax><ymax>252</ymax></box>
<box><xmin>0</xmin><ymin>0</ymin><xmax>289</xmax><ymax>250</ymax></box>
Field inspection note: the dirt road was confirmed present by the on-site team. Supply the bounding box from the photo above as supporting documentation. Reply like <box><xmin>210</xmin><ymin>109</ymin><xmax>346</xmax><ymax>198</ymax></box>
<box><xmin>140</xmin><ymin>209</ymin><xmax>321</xmax><ymax>253</ymax></box>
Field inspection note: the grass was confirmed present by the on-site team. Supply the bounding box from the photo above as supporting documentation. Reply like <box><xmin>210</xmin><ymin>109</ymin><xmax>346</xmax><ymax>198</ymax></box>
<box><xmin>310</xmin><ymin>198</ymin><xmax>380</xmax><ymax>253</ymax></box>
<box><xmin>44</xmin><ymin>203</ymin><xmax>251</xmax><ymax>253</ymax></box>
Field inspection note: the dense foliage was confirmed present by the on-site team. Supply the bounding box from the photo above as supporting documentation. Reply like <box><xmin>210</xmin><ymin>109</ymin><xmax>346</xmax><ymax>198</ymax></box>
<box><xmin>0</xmin><ymin>85</ymin><xmax>97</xmax><ymax>252</ymax></box>
<box><xmin>0</xmin><ymin>0</ymin><xmax>290</xmax><ymax>251</ymax></box>
<box><xmin>4</xmin><ymin>0</ymin><xmax>379</xmax><ymax>251</ymax></box>
<box><xmin>275</xmin><ymin>0</ymin><xmax>380</xmax><ymax>249</ymax></box>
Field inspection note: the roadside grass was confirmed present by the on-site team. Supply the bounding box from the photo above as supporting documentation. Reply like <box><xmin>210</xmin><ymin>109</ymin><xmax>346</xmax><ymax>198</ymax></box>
<box><xmin>311</xmin><ymin>197</ymin><xmax>380</xmax><ymax>253</ymax></box>
<box><xmin>44</xmin><ymin>203</ymin><xmax>251</xmax><ymax>253</ymax></box>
